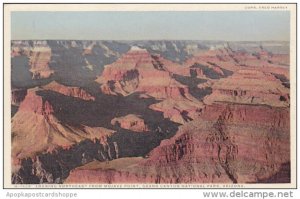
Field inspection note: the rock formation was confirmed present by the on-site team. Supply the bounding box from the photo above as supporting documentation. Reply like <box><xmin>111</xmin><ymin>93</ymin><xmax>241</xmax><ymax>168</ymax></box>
<box><xmin>10</xmin><ymin>40</ymin><xmax>291</xmax><ymax>185</ymax></box>
<box><xmin>111</xmin><ymin>114</ymin><xmax>149</xmax><ymax>132</ymax></box>
<box><xmin>11</xmin><ymin>88</ymin><xmax>27</xmax><ymax>106</ymax></box>
<box><xmin>28</xmin><ymin>46</ymin><xmax>54</xmax><ymax>79</ymax></box>
<box><xmin>64</xmin><ymin>44</ymin><xmax>290</xmax><ymax>184</ymax></box>
<box><xmin>42</xmin><ymin>81</ymin><xmax>95</xmax><ymax>101</ymax></box>
<box><xmin>11</xmin><ymin>88</ymin><xmax>114</xmax><ymax>171</ymax></box>
<box><xmin>66</xmin><ymin>103</ymin><xmax>289</xmax><ymax>184</ymax></box>
<box><xmin>203</xmin><ymin>69</ymin><xmax>290</xmax><ymax>107</ymax></box>
<box><xmin>97</xmin><ymin>46</ymin><xmax>189</xmax><ymax>98</ymax></box>
<box><xmin>97</xmin><ymin>47</ymin><xmax>205</xmax><ymax>124</ymax></box>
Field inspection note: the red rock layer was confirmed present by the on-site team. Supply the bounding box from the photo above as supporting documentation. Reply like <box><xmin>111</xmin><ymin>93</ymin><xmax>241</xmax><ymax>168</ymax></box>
<box><xmin>18</xmin><ymin>88</ymin><xmax>53</xmax><ymax>115</ymax></box>
<box><xmin>97</xmin><ymin>47</ymin><xmax>190</xmax><ymax>100</ymax></box>
<box><xmin>149</xmin><ymin>99</ymin><xmax>203</xmax><ymax>124</ymax></box>
<box><xmin>184</xmin><ymin>46</ymin><xmax>240</xmax><ymax>73</ymax></box>
<box><xmin>111</xmin><ymin>114</ymin><xmax>149</xmax><ymax>132</ymax></box>
<box><xmin>203</xmin><ymin>69</ymin><xmax>290</xmax><ymax>107</ymax></box>
<box><xmin>270</xmin><ymin>54</ymin><xmax>290</xmax><ymax>66</ymax></box>
<box><xmin>184</xmin><ymin>46</ymin><xmax>290</xmax><ymax>79</ymax></box>
<box><xmin>66</xmin><ymin>102</ymin><xmax>289</xmax><ymax>184</ymax></box>
<box><xmin>98</xmin><ymin>47</ymin><xmax>204</xmax><ymax>124</ymax></box>
<box><xmin>201</xmin><ymin>103</ymin><xmax>289</xmax><ymax>130</ymax></box>
<box><xmin>42</xmin><ymin>81</ymin><xmax>95</xmax><ymax>101</ymax></box>
<box><xmin>12</xmin><ymin>88</ymin><xmax>114</xmax><ymax>166</ymax></box>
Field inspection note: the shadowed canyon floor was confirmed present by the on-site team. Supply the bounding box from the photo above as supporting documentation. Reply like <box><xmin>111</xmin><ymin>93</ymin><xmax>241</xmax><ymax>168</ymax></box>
<box><xmin>10</xmin><ymin>40</ymin><xmax>290</xmax><ymax>184</ymax></box>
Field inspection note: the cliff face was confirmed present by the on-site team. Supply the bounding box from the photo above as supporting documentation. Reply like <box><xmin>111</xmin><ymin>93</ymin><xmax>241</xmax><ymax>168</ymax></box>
<box><xmin>12</xmin><ymin>138</ymin><xmax>120</xmax><ymax>184</ymax></box>
<box><xmin>28</xmin><ymin>47</ymin><xmax>54</xmax><ymax>79</ymax></box>
<box><xmin>10</xmin><ymin>40</ymin><xmax>291</xmax><ymax>185</ymax></box>
<box><xmin>149</xmin><ymin>98</ymin><xmax>203</xmax><ymax>124</ymax></box>
<box><xmin>66</xmin><ymin>103</ymin><xmax>289</xmax><ymax>184</ymax></box>
<box><xmin>184</xmin><ymin>46</ymin><xmax>240</xmax><ymax>74</ymax></box>
<box><xmin>11</xmin><ymin>82</ymin><xmax>181</xmax><ymax>184</ymax></box>
<box><xmin>98</xmin><ymin>46</ymin><xmax>205</xmax><ymax>124</ymax></box>
<box><xmin>65</xmin><ymin>45</ymin><xmax>290</xmax><ymax>184</ymax></box>
<box><xmin>11</xmin><ymin>88</ymin><xmax>115</xmax><ymax>170</ymax></box>
<box><xmin>203</xmin><ymin>69</ymin><xmax>290</xmax><ymax>108</ymax></box>
<box><xmin>42</xmin><ymin>81</ymin><xmax>95</xmax><ymax>101</ymax></box>
<box><xmin>201</xmin><ymin>103</ymin><xmax>289</xmax><ymax>129</ymax></box>
<box><xmin>98</xmin><ymin>46</ymin><xmax>189</xmax><ymax>99</ymax></box>
<box><xmin>146</xmin><ymin>104</ymin><xmax>289</xmax><ymax>183</ymax></box>
<box><xmin>111</xmin><ymin>114</ymin><xmax>149</xmax><ymax>132</ymax></box>
<box><xmin>184</xmin><ymin>46</ymin><xmax>289</xmax><ymax>79</ymax></box>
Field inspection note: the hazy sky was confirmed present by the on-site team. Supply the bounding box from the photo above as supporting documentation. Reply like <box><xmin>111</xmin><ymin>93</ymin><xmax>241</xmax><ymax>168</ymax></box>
<box><xmin>11</xmin><ymin>11</ymin><xmax>290</xmax><ymax>41</ymax></box>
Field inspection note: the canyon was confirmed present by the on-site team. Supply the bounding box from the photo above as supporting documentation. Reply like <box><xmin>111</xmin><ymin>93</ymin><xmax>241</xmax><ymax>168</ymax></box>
<box><xmin>10</xmin><ymin>40</ymin><xmax>290</xmax><ymax>185</ymax></box>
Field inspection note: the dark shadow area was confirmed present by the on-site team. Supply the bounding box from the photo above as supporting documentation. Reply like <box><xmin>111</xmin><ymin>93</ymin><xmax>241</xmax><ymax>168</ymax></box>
<box><xmin>12</xmin><ymin>139</ymin><xmax>113</xmax><ymax>184</ymax></box>
<box><xmin>151</xmin><ymin>55</ymin><xmax>165</xmax><ymax>71</ymax></box>
<box><xmin>256</xmin><ymin>162</ymin><xmax>291</xmax><ymax>183</ymax></box>
<box><xmin>11</xmin><ymin>40</ymin><xmax>290</xmax><ymax>184</ymax></box>
<box><xmin>191</xmin><ymin>63</ymin><xmax>233</xmax><ymax>79</ymax></box>
<box><xmin>36</xmin><ymin>88</ymin><xmax>177</xmax><ymax>130</ymax></box>
<box><xmin>48</xmin><ymin>41</ymin><xmax>103</xmax><ymax>87</ymax></box>
<box><xmin>172</xmin><ymin>74</ymin><xmax>212</xmax><ymax>100</ymax></box>
<box><xmin>12</xmin><ymin>158</ymin><xmax>40</xmax><ymax>184</ymax></box>
<box><xmin>13</xmin><ymin>88</ymin><xmax>180</xmax><ymax>184</ymax></box>
<box><xmin>102</xmin><ymin>41</ymin><xmax>131</xmax><ymax>54</ymax></box>
<box><xmin>122</xmin><ymin>69</ymin><xmax>139</xmax><ymax>82</ymax></box>
<box><xmin>46</xmin><ymin>40</ymin><xmax>130</xmax><ymax>88</ymax></box>
<box><xmin>11</xmin><ymin>105</ymin><xmax>18</xmax><ymax>118</ymax></box>
<box><xmin>272</xmin><ymin>73</ymin><xmax>290</xmax><ymax>89</ymax></box>
<box><xmin>11</xmin><ymin>56</ymin><xmax>54</xmax><ymax>88</ymax></box>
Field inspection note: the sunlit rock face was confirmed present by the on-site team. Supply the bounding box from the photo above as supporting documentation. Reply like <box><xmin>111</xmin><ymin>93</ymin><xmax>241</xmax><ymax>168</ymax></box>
<box><xmin>10</xmin><ymin>40</ymin><xmax>290</xmax><ymax>184</ymax></box>
<box><xmin>42</xmin><ymin>81</ymin><xmax>95</xmax><ymax>101</ymax></box>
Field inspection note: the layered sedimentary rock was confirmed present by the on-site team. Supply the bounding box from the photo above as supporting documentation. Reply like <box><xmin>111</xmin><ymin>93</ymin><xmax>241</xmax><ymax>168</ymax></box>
<box><xmin>203</xmin><ymin>69</ymin><xmax>290</xmax><ymax>107</ymax></box>
<box><xmin>149</xmin><ymin>99</ymin><xmax>203</xmax><ymax>124</ymax></box>
<box><xmin>232</xmin><ymin>48</ymin><xmax>290</xmax><ymax>80</ymax></box>
<box><xmin>111</xmin><ymin>114</ymin><xmax>149</xmax><ymax>132</ymax></box>
<box><xmin>97</xmin><ymin>46</ymin><xmax>190</xmax><ymax>99</ymax></box>
<box><xmin>10</xmin><ymin>40</ymin><xmax>291</xmax><ymax>185</ymax></box>
<box><xmin>11</xmin><ymin>88</ymin><xmax>114</xmax><ymax>169</ymax></box>
<box><xmin>238</xmin><ymin>46</ymin><xmax>289</xmax><ymax>68</ymax></box>
<box><xmin>42</xmin><ymin>81</ymin><xmax>95</xmax><ymax>101</ymax></box>
<box><xmin>184</xmin><ymin>45</ymin><xmax>240</xmax><ymax>73</ymax></box>
<box><xmin>184</xmin><ymin>45</ymin><xmax>289</xmax><ymax>78</ymax></box>
<box><xmin>66</xmin><ymin>103</ymin><xmax>289</xmax><ymax>184</ymax></box>
<box><xmin>66</xmin><ymin>46</ymin><xmax>290</xmax><ymax>184</ymax></box>
<box><xmin>270</xmin><ymin>54</ymin><xmax>290</xmax><ymax>66</ymax></box>
<box><xmin>28</xmin><ymin>47</ymin><xmax>54</xmax><ymax>79</ymax></box>
<box><xmin>98</xmin><ymin>46</ymin><xmax>204</xmax><ymax>124</ymax></box>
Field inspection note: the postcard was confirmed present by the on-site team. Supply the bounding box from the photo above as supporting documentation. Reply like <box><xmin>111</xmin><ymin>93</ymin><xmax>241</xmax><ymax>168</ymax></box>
<box><xmin>3</xmin><ymin>3</ymin><xmax>297</xmax><ymax>189</ymax></box>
